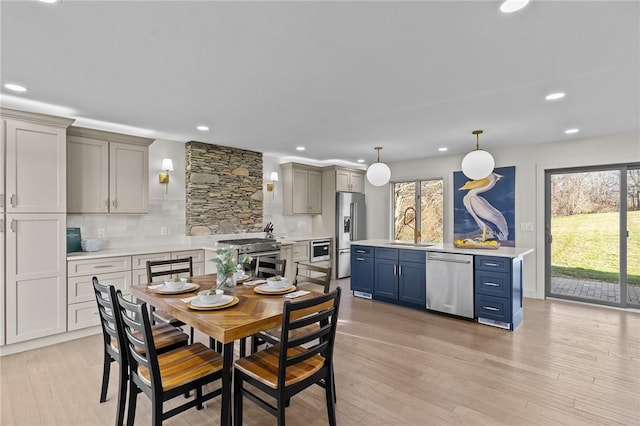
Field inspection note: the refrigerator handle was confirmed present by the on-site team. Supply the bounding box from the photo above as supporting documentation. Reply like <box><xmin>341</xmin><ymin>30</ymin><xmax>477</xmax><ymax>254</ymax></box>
<box><xmin>349</xmin><ymin>202</ymin><xmax>355</xmax><ymax>241</ymax></box>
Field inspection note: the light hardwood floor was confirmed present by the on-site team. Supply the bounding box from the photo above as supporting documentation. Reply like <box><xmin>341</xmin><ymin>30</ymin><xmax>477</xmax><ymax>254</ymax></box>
<box><xmin>2</xmin><ymin>279</ymin><xmax>639</xmax><ymax>426</ymax></box>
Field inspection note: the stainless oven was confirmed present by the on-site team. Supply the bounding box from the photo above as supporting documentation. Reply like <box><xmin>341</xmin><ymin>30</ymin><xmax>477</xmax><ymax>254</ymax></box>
<box><xmin>310</xmin><ymin>239</ymin><xmax>331</xmax><ymax>262</ymax></box>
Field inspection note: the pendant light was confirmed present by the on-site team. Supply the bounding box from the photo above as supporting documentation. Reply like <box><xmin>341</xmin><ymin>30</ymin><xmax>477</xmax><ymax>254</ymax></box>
<box><xmin>461</xmin><ymin>130</ymin><xmax>495</xmax><ymax>180</ymax></box>
<box><xmin>366</xmin><ymin>146</ymin><xmax>391</xmax><ymax>186</ymax></box>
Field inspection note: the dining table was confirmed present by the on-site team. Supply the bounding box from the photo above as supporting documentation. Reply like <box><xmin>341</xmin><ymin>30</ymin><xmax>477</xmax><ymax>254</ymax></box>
<box><xmin>128</xmin><ymin>274</ymin><xmax>324</xmax><ymax>426</ymax></box>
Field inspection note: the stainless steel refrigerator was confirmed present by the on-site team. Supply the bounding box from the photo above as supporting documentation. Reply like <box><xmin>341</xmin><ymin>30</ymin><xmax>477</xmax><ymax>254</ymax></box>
<box><xmin>336</xmin><ymin>192</ymin><xmax>366</xmax><ymax>278</ymax></box>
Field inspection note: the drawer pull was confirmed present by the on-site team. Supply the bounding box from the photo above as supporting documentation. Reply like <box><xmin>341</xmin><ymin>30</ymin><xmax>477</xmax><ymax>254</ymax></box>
<box><xmin>485</xmin><ymin>262</ymin><xmax>500</xmax><ymax>267</ymax></box>
<box><xmin>93</xmin><ymin>311</ymin><xmax>99</xmax><ymax>315</ymax></box>
<box><xmin>355</xmin><ymin>250</ymin><xmax>367</xmax><ymax>254</ymax></box>
<box><xmin>93</xmin><ymin>264</ymin><xmax>114</xmax><ymax>269</ymax></box>
<box><xmin>485</xmin><ymin>282</ymin><xmax>500</xmax><ymax>287</ymax></box>
<box><xmin>356</xmin><ymin>257</ymin><xmax>366</xmax><ymax>261</ymax></box>
<box><xmin>483</xmin><ymin>306</ymin><xmax>499</xmax><ymax>311</ymax></box>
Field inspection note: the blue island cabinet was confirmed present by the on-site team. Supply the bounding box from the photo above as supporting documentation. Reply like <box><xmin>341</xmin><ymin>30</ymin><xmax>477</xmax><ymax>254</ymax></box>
<box><xmin>350</xmin><ymin>245</ymin><xmax>374</xmax><ymax>297</ymax></box>
<box><xmin>372</xmin><ymin>247</ymin><xmax>426</xmax><ymax>308</ymax></box>
<box><xmin>474</xmin><ymin>255</ymin><xmax>523</xmax><ymax>330</ymax></box>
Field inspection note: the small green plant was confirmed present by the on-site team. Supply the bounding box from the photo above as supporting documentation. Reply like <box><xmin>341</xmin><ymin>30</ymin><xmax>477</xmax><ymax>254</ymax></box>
<box><xmin>271</xmin><ymin>275</ymin><xmax>282</xmax><ymax>281</ymax></box>
<box><xmin>171</xmin><ymin>277</ymin><xmax>181</xmax><ymax>282</ymax></box>
<box><xmin>210</xmin><ymin>248</ymin><xmax>252</xmax><ymax>277</ymax></box>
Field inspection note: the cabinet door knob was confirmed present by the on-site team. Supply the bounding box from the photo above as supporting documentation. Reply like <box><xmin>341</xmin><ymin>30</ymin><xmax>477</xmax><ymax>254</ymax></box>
<box><xmin>10</xmin><ymin>194</ymin><xmax>16</xmax><ymax>207</ymax></box>
<box><xmin>112</xmin><ymin>198</ymin><xmax>118</xmax><ymax>209</ymax></box>
<box><xmin>10</xmin><ymin>219</ymin><xmax>16</xmax><ymax>232</ymax></box>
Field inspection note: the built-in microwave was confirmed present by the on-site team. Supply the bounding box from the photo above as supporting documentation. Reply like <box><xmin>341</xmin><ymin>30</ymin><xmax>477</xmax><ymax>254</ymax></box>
<box><xmin>310</xmin><ymin>239</ymin><xmax>331</xmax><ymax>262</ymax></box>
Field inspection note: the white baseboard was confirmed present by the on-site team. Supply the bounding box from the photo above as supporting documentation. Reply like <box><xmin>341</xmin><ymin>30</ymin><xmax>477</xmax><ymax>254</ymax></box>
<box><xmin>0</xmin><ymin>326</ymin><xmax>101</xmax><ymax>357</ymax></box>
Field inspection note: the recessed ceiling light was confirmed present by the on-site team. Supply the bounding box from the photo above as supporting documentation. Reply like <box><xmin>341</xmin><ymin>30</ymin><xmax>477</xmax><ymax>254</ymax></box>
<box><xmin>296</xmin><ymin>146</ymin><xmax>305</xmax><ymax>151</ymax></box>
<box><xmin>564</xmin><ymin>128</ymin><xmax>580</xmax><ymax>134</ymax></box>
<box><xmin>357</xmin><ymin>159</ymin><xmax>365</xmax><ymax>163</ymax></box>
<box><xmin>39</xmin><ymin>0</ymin><xmax>59</xmax><ymax>3</ymax></box>
<box><xmin>4</xmin><ymin>83</ymin><xmax>27</xmax><ymax>92</ymax></box>
<box><xmin>438</xmin><ymin>147</ymin><xmax>448</xmax><ymax>152</ymax></box>
<box><xmin>196</xmin><ymin>125</ymin><xmax>209</xmax><ymax>131</ymax></box>
<box><xmin>500</xmin><ymin>0</ymin><xmax>530</xmax><ymax>13</ymax></box>
<box><xmin>545</xmin><ymin>92</ymin><xmax>565</xmax><ymax>101</ymax></box>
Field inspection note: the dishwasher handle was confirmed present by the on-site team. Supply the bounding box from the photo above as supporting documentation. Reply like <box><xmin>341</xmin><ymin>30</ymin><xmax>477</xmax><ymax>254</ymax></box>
<box><xmin>427</xmin><ymin>255</ymin><xmax>471</xmax><ymax>265</ymax></box>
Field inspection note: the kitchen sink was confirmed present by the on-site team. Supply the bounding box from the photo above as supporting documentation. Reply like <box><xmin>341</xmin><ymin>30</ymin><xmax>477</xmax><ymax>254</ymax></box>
<box><xmin>387</xmin><ymin>242</ymin><xmax>433</xmax><ymax>248</ymax></box>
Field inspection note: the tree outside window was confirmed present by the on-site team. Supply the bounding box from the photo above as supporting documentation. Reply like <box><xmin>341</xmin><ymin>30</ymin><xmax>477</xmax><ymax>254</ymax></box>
<box><xmin>393</xmin><ymin>179</ymin><xmax>443</xmax><ymax>243</ymax></box>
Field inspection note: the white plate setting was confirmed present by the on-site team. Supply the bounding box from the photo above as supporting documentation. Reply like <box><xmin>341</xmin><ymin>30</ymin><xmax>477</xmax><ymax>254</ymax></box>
<box><xmin>153</xmin><ymin>282</ymin><xmax>199</xmax><ymax>294</ymax></box>
<box><xmin>255</xmin><ymin>283</ymin><xmax>296</xmax><ymax>293</ymax></box>
<box><xmin>191</xmin><ymin>295</ymin><xmax>234</xmax><ymax>308</ymax></box>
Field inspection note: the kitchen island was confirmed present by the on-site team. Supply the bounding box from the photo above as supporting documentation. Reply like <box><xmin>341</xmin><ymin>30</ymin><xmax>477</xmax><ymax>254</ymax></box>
<box><xmin>350</xmin><ymin>239</ymin><xmax>533</xmax><ymax>330</ymax></box>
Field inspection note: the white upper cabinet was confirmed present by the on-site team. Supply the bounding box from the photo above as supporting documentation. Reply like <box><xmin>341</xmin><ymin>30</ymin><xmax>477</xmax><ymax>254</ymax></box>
<box><xmin>67</xmin><ymin>127</ymin><xmax>153</xmax><ymax>214</ymax></box>
<box><xmin>336</xmin><ymin>168</ymin><xmax>365</xmax><ymax>193</ymax></box>
<box><xmin>109</xmin><ymin>142</ymin><xmax>149</xmax><ymax>213</ymax></box>
<box><xmin>2</xmin><ymin>109</ymin><xmax>74</xmax><ymax>213</ymax></box>
<box><xmin>67</xmin><ymin>135</ymin><xmax>109</xmax><ymax>213</ymax></box>
<box><xmin>282</xmin><ymin>163</ymin><xmax>322</xmax><ymax>214</ymax></box>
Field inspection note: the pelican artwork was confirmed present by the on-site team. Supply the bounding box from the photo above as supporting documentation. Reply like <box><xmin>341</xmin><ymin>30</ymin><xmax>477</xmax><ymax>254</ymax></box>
<box><xmin>459</xmin><ymin>172</ymin><xmax>509</xmax><ymax>241</ymax></box>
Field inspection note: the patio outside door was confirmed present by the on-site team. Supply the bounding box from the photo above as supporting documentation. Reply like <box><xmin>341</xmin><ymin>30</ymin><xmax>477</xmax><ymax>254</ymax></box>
<box><xmin>545</xmin><ymin>164</ymin><xmax>639</xmax><ymax>308</ymax></box>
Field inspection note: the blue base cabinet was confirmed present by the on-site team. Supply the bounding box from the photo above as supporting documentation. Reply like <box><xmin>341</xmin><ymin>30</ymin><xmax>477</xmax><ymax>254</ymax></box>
<box><xmin>474</xmin><ymin>255</ymin><xmax>523</xmax><ymax>330</ymax></box>
<box><xmin>350</xmin><ymin>245</ymin><xmax>374</xmax><ymax>295</ymax></box>
<box><xmin>371</xmin><ymin>247</ymin><xmax>426</xmax><ymax>308</ymax></box>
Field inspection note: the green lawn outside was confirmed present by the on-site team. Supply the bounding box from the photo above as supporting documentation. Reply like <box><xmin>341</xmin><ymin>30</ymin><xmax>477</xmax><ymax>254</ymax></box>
<box><xmin>551</xmin><ymin>210</ymin><xmax>640</xmax><ymax>285</ymax></box>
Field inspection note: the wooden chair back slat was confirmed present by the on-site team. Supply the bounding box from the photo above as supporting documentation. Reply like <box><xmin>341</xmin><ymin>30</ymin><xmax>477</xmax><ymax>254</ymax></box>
<box><xmin>294</xmin><ymin>263</ymin><xmax>332</xmax><ymax>293</ymax></box>
<box><xmin>255</xmin><ymin>258</ymin><xmax>287</xmax><ymax>279</ymax></box>
<box><xmin>146</xmin><ymin>257</ymin><xmax>193</xmax><ymax>282</ymax></box>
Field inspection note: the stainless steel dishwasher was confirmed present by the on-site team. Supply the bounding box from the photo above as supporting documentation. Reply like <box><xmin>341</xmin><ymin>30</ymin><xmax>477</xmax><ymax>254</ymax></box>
<box><xmin>426</xmin><ymin>252</ymin><xmax>474</xmax><ymax>318</ymax></box>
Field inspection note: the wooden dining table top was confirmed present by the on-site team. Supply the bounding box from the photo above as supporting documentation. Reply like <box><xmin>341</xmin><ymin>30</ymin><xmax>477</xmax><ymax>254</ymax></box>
<box><xmin>128</xmin><ymin>275</ymin><xmax>324</xmax><ymax>344</ymax></box>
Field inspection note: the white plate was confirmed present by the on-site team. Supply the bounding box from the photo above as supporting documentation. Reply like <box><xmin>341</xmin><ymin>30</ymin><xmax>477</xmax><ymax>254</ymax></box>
<box><xmin>154</xmin><ymin>282</ymin><xmax>198</xmax><ymax>293</ymax></box>
<box><xmin>256</xmin><ymin>283</ymin><xmax>294</xmax><ymax>292</ymax></box>
<box><xmin>191</xmin><ymin>295</ymin><xmax>234</xmax><ymax>308</ymax></box>
<box><xmin>236</xmin><ymin>274</ymin><xmax>250</xmax><ymax>281</ymax></box>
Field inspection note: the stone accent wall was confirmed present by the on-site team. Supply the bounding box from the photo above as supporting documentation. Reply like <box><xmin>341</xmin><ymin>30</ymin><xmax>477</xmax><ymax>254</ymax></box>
<box><xmin>186</xmin><ymin>141</ymin><xmax>263</xmax><ymax>235</ymax></box>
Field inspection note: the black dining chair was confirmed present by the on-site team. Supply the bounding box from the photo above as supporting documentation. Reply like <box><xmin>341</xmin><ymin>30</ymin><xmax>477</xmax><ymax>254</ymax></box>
<box><xmin>92</xmin><ymin>277</ymin><xmax>189</xmax><ymax>426</ymax></box>
<box><xmin>146</xmin><ymin>257</ymin><xmax>195</xmax><ymax>343</ymax></box>
<box><xmin>114</xmin><ymin>290</ymin><xmax>224</xmax><ymax>425</ymax></box>
<box><xmin>251</xmin><ymin>263</ymin><xmax>332</xmax><ymax>352</ymax></box>
<box><xmin>234</xmin><ymin>287</ymin><xmax>342</xmax><ymax>426</ymax></box>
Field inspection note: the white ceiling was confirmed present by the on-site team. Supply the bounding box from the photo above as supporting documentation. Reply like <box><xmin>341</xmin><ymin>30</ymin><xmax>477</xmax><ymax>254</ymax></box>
<box><xmin>1</xmin><ymin>1</ymin><xmax>638</xmax><ymax>166</ymax></box>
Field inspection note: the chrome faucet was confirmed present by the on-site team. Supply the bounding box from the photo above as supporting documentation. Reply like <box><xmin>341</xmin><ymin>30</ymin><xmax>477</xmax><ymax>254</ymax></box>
<box><xmin>403</xmin><ymin>206</ymin><xmax>421</xmax><ymax>244</ymax></box>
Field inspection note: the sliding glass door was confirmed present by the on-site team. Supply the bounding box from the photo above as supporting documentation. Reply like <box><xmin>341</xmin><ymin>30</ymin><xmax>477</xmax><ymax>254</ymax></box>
<box><xmin>545</xmin><ymin>164</ymin><xmax>639</xmax><ymax>308</ymax></box>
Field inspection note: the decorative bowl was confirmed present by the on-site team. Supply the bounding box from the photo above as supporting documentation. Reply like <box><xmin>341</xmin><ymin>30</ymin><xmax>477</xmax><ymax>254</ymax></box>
<box><xmin>164</xmin><ymin>279</ymin><xmax>186</xmax><ymax>290</ymax></box>
<box><xmin>198</xmin><ymin>289</ymin><xmax>223</xmax><ymax>304</ymax></box>
<box><xmin>266</xmin><ymin>276</ymin><xmax>288</xmax><ymax>289</ymax></box>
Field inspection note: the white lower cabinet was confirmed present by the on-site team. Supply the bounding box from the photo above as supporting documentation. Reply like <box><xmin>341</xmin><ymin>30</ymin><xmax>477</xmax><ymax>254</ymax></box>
<box><xmin>67</xmin><ymin>256</ymin><xmax>132</xmax><ymax>331</ymax></box>
<box><xmin>5</xmin><ymin>214</ymin><xmax>67</xmax><ymax>344</ymax></box>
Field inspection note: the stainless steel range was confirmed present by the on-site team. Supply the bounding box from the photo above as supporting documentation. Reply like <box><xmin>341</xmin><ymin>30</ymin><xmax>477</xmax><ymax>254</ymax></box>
<box><xmin>218</xmin><ymin>238</ymin><xmax>282</xmax><ymax>275</ymax></box>
<box><xmin>217</xmin><ymin>238</ymin><xmax>281</xmax><ymax>255</ymax></box>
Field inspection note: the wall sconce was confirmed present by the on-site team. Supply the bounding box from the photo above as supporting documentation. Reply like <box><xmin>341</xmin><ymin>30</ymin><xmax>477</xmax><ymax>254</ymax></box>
<box><xmin>266</xmin><ymin>171</ymin><xmax>279</xmax><ymax>197</ymax></box>
<box><xmin>159</xmin><ymin>158</ymin><xmax>174</xmax><ymax>194</ymax></box>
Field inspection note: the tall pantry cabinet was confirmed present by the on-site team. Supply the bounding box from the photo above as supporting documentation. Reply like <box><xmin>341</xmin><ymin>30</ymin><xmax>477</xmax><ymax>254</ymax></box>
<box><xmin>1</xmin><ymin>108</ymin><xmax>74</xmax><ymax>345</ymax></box>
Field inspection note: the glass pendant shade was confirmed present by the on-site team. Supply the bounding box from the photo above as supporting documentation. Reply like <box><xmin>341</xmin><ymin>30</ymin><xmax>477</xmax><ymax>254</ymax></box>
<box><xmin>461</xmin><ymin>149</ymin><xmax>495</xmax><ymax>180</ymax></box>
<box><xmin>366</xmin><ymin>162</ymin><xmax>391</xmax><ymax>186</ymax></box>
<box><xmin>366</xmin><ymin>146</ymin><xmax>391</xmax><ymax>186</ymax></box>
<box><xmin>461</xmin><ymin>130</ymin><xmax>495</xmax><ymax>180</ymax></box>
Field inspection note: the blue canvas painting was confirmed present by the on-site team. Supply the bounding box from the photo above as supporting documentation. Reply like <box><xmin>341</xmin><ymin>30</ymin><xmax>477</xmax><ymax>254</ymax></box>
<box><xmin>453</xmin><ymin>166</ymin><xmax>516</xmax><ymax>247</ymax></box>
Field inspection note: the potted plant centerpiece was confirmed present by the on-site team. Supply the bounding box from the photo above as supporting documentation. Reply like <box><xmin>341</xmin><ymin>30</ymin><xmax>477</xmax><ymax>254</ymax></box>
<box><xmin>210</xmin><ymin>248</ymin><xmax>252</xmax><ymax>290</ymax></box>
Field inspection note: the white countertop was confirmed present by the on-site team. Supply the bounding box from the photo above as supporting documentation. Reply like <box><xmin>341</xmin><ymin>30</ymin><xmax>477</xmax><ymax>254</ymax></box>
<box><xmin>352</xmin><ymin>239</ymin><xmax>534</xmax><ymax>258</ymax></box>
<box><xmin>67</xmin><ymin>243</ymin><xmax>206</xmax><ymax>261</ymax></box>
<box><xmin>66</xmin><ymin>236</ymin><xmax>335</xmax><ymax>260</ymax></box>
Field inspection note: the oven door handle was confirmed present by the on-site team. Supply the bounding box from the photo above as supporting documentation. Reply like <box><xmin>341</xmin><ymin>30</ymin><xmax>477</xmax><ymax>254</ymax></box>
<box><xmin>249</xmin><ymin>250</ymin><xmax>281</xmax><ymax>257</ymax></box>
